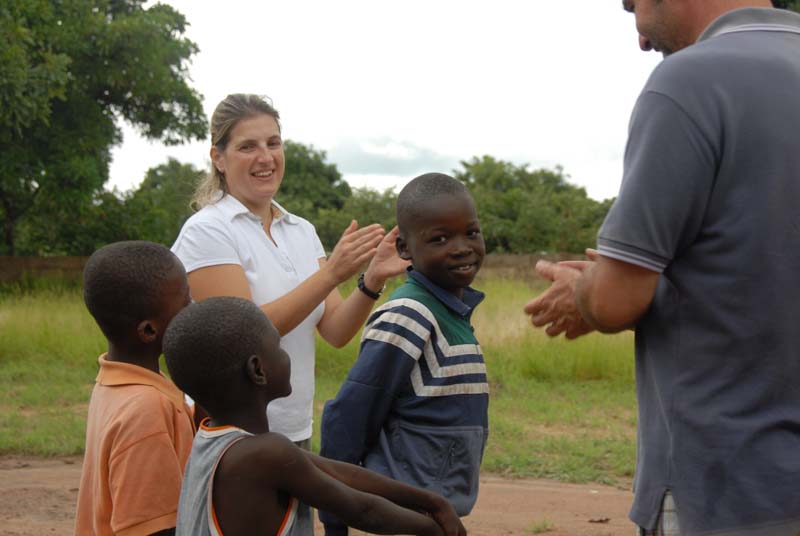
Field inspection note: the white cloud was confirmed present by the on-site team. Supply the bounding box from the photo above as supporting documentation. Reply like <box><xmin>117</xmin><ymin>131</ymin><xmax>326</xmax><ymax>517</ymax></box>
<box><xmin>109</xmin><ymin>1</ymin><xmax>662</xmax><ymax>201</ymax></box>
<box><xmin>329</xmin><ymin>138</ymin><xmax>459</xmax><ymax>176</ymax></box>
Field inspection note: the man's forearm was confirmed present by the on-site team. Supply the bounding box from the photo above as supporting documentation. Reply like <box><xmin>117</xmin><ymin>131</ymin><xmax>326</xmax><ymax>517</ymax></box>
<box><xmin>575</xmin><ymin>263</ymin><xmax>608</xmax><ymax>331</ymax></box>
<box><xmin>575</xmin><ymin>256</ymin><xmax>658</xmax><ymax>332</ymax></box>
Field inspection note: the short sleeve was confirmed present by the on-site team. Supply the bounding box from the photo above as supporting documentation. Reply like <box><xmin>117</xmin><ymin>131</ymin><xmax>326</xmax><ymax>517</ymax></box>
<box><xmin>597</xmin><ymin>90</ymin><xmax>718</xmax><ymax>273</ymax></box>
<box><xmin>108</xmin><ymin>432</ymin><xmax>183</xmax><ymax>535</ymax></box>
<box><xmin>171</xmin><ymin>218</ymin><xmax>241</xmax><ymax>273</ymax></box>
<box><xmin>309</xmin><ymin>222</ymin><xmax>326</xmax><ymax>260</ymax></box>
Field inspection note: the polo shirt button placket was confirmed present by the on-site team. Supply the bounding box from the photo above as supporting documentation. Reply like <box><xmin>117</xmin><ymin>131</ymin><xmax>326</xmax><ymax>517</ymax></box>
<box><xmin>278</xmin><ymin>249</ymin><xmax>295</xmax><ymax>274</ymax></box>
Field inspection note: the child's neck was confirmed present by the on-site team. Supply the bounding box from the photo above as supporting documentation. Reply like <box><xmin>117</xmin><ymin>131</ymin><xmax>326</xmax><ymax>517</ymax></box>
<box><xmin>106</xmin><ymin>343</ymin><xmax>161</xmax><ymax>374</ymax></box>
<box><xmin>208</xmin><ymin>401</ymin><xmax>271</xmax><ymax>435</ymax></box>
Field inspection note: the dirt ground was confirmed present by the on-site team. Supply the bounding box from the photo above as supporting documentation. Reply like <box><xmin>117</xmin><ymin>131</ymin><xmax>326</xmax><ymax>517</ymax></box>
<box><xmin>0</xmin><ymin>455</ymin><xmax>636</xmax><ymax>536</ymax></box>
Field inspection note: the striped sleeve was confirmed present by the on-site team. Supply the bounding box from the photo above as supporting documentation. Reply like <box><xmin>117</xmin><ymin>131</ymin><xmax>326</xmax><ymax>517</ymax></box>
<box><xmin>368</xmin><ymin>299</ymin><xmax>489</xmax><ymax>398</ymax></box>
<box><xmin>320</xmin><ymin>302</ymin><xmax>428</xmax><ymax>465</ymax></box>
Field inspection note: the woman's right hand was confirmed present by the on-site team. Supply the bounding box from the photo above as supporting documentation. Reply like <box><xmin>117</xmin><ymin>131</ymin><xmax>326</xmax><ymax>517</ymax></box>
<box><xmin>324</xmin><ymin>220</ymin><xmax>385</xmax><ymax>285</ymax></box>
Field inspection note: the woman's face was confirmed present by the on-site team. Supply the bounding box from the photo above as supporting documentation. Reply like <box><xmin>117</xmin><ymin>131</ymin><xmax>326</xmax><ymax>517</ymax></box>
<box><xmin>211</xmin><ymin>114</ymin><xmax>284</xmax><ymax>212</ymax></box>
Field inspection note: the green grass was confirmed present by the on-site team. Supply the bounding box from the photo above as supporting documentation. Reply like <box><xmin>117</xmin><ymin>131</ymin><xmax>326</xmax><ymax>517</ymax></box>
<box><xmin>528</xmin><ymin>519</ymin><xmax>555</xmax><ymax>534</ymax></box>
<box><xmin>0</xmin><ymin>289</ymin><xmax>103</xmax><ymax>455</ymax></box>
<box><xmin>315</xmin><ymin>274</ymin><xmax>637</xmax><ymax>484</ymax></box>
<box><xmin>0</xmin><ymin>274</ymin><xmax>638</xmax><ymax>484</ymax></box>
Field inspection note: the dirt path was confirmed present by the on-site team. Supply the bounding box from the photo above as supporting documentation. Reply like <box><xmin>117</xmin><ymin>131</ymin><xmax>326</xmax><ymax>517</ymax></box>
<box><xmin>0</xmin><ymin>456</ymin><xmax>635</xmax><ymax>536</ymax></box>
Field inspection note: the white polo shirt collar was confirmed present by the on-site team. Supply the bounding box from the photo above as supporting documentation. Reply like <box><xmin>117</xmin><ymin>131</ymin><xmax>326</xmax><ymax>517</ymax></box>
<box><xmin>214</xmin><ymin>193</ymin><xmax>301</xmax><ymax>226</ymax></box>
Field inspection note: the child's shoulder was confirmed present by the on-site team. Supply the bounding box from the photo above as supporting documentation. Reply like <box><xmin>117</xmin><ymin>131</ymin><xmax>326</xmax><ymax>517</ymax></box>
<box><xmin>85</xmin><ymin>383</ymin><xmax>192</xmax><ymax>472</ymax></box>
<box><xmin>216</xmin><ymin>430</ymin><xmax>303</xmax><ymax>484</ymax></box>
<box><xmin>92</xmin><ymin>379</ymin><xmax>177</xmax><ymax>425</ymax></box>
<box><xmin>375</xmin><ymin>280</ymin><xmax>481</xmax><ymax>346</ymax></box>
<box><xmin>222</xmin><ymin>430</ymin><xmax>298</xmax><ymax>467</ymax></box>
<box><xmin>386</xmin><ymin>278</ymin><xmax>440</xmax><ymax>307</ymax></box>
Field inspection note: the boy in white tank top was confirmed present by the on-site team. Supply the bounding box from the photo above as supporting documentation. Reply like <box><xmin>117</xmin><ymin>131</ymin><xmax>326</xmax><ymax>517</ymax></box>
<box><xmin>164</xmin><ymin>296</ymin><xmax>465</xmax><ymax>536</ymax></box>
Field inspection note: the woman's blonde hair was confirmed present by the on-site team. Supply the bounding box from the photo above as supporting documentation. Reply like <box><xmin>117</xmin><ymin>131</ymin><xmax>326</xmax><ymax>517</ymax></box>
<box><xmin>191</xmin><ymin>94</ymin><xmax>281</xmax><ymax>209</ymax></box>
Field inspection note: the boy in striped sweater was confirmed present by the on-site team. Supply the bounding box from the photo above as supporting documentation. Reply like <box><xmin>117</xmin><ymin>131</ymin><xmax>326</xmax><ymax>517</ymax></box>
<box><xmin>320</xmin><ymin>173</ymin><xmax>489</xmax><ymax>535</ymax></box>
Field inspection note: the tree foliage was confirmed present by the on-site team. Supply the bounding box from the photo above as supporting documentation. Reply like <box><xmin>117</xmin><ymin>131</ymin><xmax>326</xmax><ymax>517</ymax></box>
<box><xmin>124</xmin><ymin>158</ymin><xmax>202</xmax><ymax>246</ymax></box>
<box><xmin>0</xmin><ymin>0</ymin><xmax>206</xmax><ymax>255</ymax></box>
<box><xmin>15</xmin><ymin>159</ymin><xmax>202</xmax><ymax>255</ymax></box>
<box><xmin>275</xmin><ymin>141</ymin><xmax>351</xmax><ymax>216</ymax></box>
<box><xmin>314</xmin><ymin>187</ymin><xmax>398</xmax><ymax>250</ymax></box>
<box><xmin>13</xmin><ymin>144</ymin><xmax>614</xmax><ymax>255</ymax></box>
<box><xmin>454</xmin><ymin>157</ymin><xmax>612</xmax><ymax>254</ymax></box>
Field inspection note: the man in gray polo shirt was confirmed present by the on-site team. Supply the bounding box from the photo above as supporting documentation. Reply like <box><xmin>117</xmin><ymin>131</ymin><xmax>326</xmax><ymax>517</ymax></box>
<box><xmin>525</xmin><ymin>1</ymin><xmax>800</xmax><ymax>535</ymax></box>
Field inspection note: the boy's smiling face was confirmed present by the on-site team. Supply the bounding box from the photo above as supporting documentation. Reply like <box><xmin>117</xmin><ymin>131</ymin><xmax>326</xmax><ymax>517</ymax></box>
<box><xmin>397</xmin><ymin>192</ymin><xmax>485</xmax><ymax>298</ymax></box>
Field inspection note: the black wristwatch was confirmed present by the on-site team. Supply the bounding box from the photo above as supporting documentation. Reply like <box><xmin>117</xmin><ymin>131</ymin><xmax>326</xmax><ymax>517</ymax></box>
<box><xmin>357</xmin><ymin>272</ymin><xmax>383</xmax><ymax>300</ymax></box>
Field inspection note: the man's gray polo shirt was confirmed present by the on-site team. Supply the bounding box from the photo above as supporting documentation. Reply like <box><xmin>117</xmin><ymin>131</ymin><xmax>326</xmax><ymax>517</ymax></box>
<box><xmin>597</xmin><ymin>7</ymin><xmax>800</xmax><ymax>535</ymax></box>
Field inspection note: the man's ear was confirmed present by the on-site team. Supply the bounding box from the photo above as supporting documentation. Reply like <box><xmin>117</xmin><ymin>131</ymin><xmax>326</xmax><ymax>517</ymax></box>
<box><xmin>396</xmin><ymin>234</ymin><xmax>412</xmax><ymax>261</ymax></box>
<box><xmin>137</xmin><ymin>320</ymin><xmax>158</xmax><ymax>344</ymax></box>
<box><xmin>245</xmin><ymin>355</ymin><xmax>268</xmax><ymax>386</ymax></box>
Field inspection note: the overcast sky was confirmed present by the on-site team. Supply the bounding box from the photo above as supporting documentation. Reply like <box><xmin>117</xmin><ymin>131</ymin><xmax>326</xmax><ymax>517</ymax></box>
<box><xmin>108</xmin><ymin>1</ymin><xmax>662</xmax><ymax>201</ymax></box>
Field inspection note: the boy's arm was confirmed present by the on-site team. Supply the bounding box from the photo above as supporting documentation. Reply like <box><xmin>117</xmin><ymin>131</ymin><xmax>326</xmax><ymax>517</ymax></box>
<box><xmin>232</xmin><ymin>432</ymin><xmax>446</xmax><ymax>536</ymax></box>
<box><xmin>320</xmin><ymin>304</ymin><xmax>430</xmax><ymax>534</ymax></box>
<box><xmin>320</xmin><ymin>305</ymin><xmax>424</xmax><ymax>466</ymax></box>
<box><xmin>310</xmin><ymin>452</ymin><xmax>466</xmax><ymax>536</ymax></box>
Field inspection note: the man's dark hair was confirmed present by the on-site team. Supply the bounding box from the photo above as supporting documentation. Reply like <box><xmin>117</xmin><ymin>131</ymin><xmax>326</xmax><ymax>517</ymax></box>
<box><xmin>164</xmin><ymin>297</ymin><xmax>272</xmax><ymax>412</ymax></box>
<box><xmin>396</xmin><ymin>173</ymin><xmax>472</xmax><ymax>232</ymax></box>
<box><xmin>83</xmin><ymin>241</ymin><xmax>183</xmax><ymax>344</ymax></box>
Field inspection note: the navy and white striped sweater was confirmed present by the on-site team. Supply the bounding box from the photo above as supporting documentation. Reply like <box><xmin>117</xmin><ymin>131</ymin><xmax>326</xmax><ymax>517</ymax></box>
<box><xmin>320</xmin><ymin>270</ymin><xmax>489</xmax><ymax>531</ymax></box>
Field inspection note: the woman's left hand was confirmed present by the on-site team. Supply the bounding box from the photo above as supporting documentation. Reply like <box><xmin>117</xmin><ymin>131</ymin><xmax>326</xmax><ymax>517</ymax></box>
<box><xmin>363</xmin><ymin>227</ymin><xmax>411</xmax><ymax>290</ymax></box>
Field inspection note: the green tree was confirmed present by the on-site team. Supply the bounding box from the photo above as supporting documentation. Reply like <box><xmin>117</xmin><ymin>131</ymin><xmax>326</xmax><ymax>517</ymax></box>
<box><xmin>15</xmin><ymin>189</ymin><xmax>135</xmax><ymax>256</ymax></box>
<box><xmin>454</xmin><ymin>156</ymin><xmax>611</xmax><ymax>254</ymax></box>
<box><xmin>125</xmin><ymin>158</ymin><xmax>203</xmax><ymax>247</ymax></box>
<box><xmin>17</xmin><ymin>159</ymin><xmax>201</xmax><ymax>254</ymax></box>
<box><xmin>275</xmin><ymin>141</ymin><xmax>351</xmax><ymax>217</ymax></box>
<box><xmin>315</xmin><ymin>187</ymin><xmax>398</xmax><ymax>251</ymax></box>
<box><xmin>0</xmin><ymin>0</ymin><xmax>206</xmax><ymax>255</ymax></box>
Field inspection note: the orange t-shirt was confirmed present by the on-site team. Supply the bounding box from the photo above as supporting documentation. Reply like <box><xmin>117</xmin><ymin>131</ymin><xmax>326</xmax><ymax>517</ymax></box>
<box><xmin>74</xmin><ymin>355</ymin><xmax>195</xmax><ymax>536</ymax></box>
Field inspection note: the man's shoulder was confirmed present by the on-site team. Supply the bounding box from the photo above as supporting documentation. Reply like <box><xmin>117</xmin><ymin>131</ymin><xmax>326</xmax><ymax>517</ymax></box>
<box><xmin>645</xmin><ymin>33</ymin><xmax>769</xmax><ymax>97</ymax></box>
<box><xmin>643</xmin><ymin>47</ymin><xmax>719</xmax><ymax>96</ymax></box>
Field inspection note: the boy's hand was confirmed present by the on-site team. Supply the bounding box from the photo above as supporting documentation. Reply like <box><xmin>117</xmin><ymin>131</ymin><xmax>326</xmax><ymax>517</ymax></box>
<box><xmin>428</xmin><ymin>496</ymin><xmax>467</xmax><ymax>536</ymax></box>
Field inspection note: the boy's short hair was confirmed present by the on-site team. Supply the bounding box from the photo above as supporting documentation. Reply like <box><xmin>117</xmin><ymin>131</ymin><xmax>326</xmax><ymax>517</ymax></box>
<box><xmin>396</xmin><ymin>173</ymin><xmax>471</xmax><ymax>232</ymax></box>
<box><xmin>164</xmin><ymin>297</ymin><xmax>270</xmax><ymax>411</ymax></box>
<box><xmin>83</xmin><ymin>241</ymin><xmax>183</xmax><ymax>344</ymax></box>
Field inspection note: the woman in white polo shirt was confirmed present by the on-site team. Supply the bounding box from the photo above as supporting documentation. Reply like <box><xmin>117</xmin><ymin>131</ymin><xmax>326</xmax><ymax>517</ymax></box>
<box><xmin>171</xmin><ymin>94</ymin><xmax>407</xmax><ymax>447</ymax></box>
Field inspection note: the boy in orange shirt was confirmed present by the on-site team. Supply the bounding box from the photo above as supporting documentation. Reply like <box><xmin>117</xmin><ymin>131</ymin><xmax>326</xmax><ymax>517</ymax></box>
<box><xmin>75</xmin><ymin>241</ymin><xmax>194</xmax><ymax>536</ymax></box>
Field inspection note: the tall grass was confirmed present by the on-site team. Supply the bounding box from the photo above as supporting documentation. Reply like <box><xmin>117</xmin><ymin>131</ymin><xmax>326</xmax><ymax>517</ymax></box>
<box><xmin>315</xmin><ymin>273</ymin><xmax>637</xmax><ymax>483</ymax></box>
<box><xmin>0</xmin><ymin>289</ymin><xmax>104</xmax><ymax>454</ymax></box>
<box><xmin>0</xmin><ymin>272</ymin><xmax>638</xmax><ymax>483</ymax></box>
